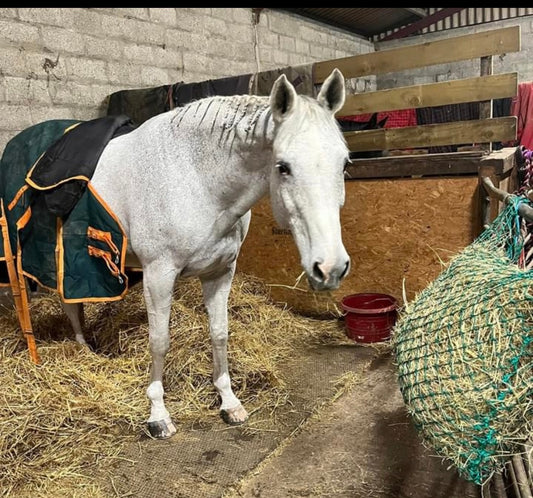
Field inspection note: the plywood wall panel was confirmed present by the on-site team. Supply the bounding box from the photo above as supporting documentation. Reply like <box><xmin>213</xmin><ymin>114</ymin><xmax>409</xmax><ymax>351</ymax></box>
<box><xmin>237</xmin><ymin>176</ymin><xmax>480</xmax><ymax>317</ymax></box>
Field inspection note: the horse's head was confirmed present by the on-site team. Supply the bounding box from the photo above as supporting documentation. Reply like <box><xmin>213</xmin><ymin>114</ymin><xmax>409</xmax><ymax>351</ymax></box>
<box><xmin>268</xmin><ymin>68</ymin><xmax>350</xmax><ymax>292</ymax></box>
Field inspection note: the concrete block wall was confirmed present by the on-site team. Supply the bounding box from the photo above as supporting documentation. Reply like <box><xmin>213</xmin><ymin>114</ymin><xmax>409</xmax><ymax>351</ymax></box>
<box><xmin>375</xmin><ymin>16</ymin><xmax>533</xmax><ymax>89</ymax></box>
<box><xmin>0</xmin><ymin>7</ymin><xmax>372</xmax><ymax>153</ymax></box>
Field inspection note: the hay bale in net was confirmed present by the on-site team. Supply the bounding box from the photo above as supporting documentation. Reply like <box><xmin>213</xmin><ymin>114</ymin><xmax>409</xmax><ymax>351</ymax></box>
<box><xmin>393</xmin><ymin>196</ymin><xmax>533</xmax><ymax>485</ymax></box>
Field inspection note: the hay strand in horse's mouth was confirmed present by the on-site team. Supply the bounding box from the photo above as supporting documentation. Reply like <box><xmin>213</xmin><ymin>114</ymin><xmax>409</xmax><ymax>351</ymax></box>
<box><xmin>0</xmin><ymin>272</ymin><xmax>344</xmax><ymax>496</ymax></box>
<box><xmin>267</xmin><ymin>271</ymin><xmax>344</xmax><ymax>318</ymax></box>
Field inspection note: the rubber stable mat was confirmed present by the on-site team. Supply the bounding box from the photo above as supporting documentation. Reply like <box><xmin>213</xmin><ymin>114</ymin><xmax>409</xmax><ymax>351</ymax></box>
<box><xmin>97</xmin><ymin>345</ymin><xmax>378</xmax><ymax>498</ymax></box>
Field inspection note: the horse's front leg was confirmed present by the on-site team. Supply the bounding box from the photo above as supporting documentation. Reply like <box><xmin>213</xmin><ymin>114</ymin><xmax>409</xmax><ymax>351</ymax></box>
<box><xmin>200</xmin><ymin>265</ymin><xmax>249</xmax><ymax>425</ymax></box>
<box><xmin>143</xmin><ymin>262</ymin><xmax>178</xmax><ymax>438</ymax></box>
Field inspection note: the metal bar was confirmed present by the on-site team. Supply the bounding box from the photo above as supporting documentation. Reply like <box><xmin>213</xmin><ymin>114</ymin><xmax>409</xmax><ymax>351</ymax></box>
<box><xmin>482</xmin><ymin>479</ymin><xmax>493</xmax><ymax>498</ymax></box>
<box><xmin>479</xmin><ymin>55</ymin><xmax>494</xmax><ymax>153</ymax></box>
<box><xmin>512</xmin><ymin>454</ymin><xmax>533</xmax><ymax>498</ymax></box>
<box><xmin>481</xmin><ymin>176</ymin><xmax>533</xmax><ymax>222</ymax></box>
<box><xmin>380</xmin><ymin>8</ymin><xmax>465</xmax><ymax>41</ymax></box>
<box><xmin>507</xmin><ymin>460</ymin><xmax>522</xmax><ymax>498</ymax></box>
<box><xmin>493</xmin><ymin>473</ymin><xmax>508</xmax><ymax>498</ymax></box>
<box><xmin>525</xmin><ymin>439</ymin><xmax>533</xmax><ymax>487</ymax></box>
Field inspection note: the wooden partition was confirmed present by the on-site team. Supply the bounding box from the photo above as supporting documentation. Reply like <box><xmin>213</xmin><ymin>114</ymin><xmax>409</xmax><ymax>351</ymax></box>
<box><xmin>317</xmin><ymin>26</ymin><xmax>520</xmax><ymax>155</ymax></box>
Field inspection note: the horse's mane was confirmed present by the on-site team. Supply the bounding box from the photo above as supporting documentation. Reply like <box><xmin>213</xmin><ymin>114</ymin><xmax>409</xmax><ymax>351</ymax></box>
<box><xmin>169</xmin><ymin>93</ymin><xmax>345</xmax><ymax>149</ymax></box>
<box><xmin>170</xmin><ymin>94</ymin><xmax>271</xmax><ymax>144</ymax></box>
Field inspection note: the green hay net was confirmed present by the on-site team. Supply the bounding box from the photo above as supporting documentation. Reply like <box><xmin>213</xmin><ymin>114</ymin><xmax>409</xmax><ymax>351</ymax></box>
<box><xmin>393</xmin><ymin>195</ymin><xmax>533</xmax><ymax>485</ymax></box>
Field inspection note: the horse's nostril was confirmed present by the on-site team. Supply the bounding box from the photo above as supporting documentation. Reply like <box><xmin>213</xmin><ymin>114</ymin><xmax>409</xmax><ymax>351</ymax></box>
<box><xmin>313</xmin><ymin>262</ymin><xmax>324</xmax><ymax>281</ymax></box>
<box><xmin>340</xmin><ymin>260</ymin><xmax>350</xmax><ymax>280</ymax></box>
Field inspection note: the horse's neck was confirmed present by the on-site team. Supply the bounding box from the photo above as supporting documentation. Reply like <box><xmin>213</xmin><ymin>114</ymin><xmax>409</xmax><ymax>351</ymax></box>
<box><xmin>170</xmin><ymin>97</ymin><xmax>274</xmax><ymax>225</ymax></box>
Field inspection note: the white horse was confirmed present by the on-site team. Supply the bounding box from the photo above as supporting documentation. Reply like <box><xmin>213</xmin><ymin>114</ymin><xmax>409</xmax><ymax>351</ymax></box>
<box><xmin>62</xmin><ymin>68</ymin><xmax>351</xmax><ymax>438</ymax></box>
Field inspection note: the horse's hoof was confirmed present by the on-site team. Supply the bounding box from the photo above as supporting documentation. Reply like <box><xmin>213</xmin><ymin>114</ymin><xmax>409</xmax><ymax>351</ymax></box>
<box><xmin>147</xmin><ymin>417</ymin><xmax>177</xmax><ymax>439</ymax></box>
<box><xmin>75</xmin><ymin>335</ymin><xmax>88</xmax><ymax>346</ymax></box>
<box><xmin>220</xmin><ymin>404</ymin><xmax>249</xmax><ymax>426</ymax></box>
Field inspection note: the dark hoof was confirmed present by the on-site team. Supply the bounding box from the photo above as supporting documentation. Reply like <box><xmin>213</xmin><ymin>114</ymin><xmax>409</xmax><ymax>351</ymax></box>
<box><xmin>147</xmin><ymin>417</ymin><xmax>177</xmax><ymax>439</ymax></box>
<box><xmin>220</xmin><ymin>405</ymin><xmax>249</xmax><ymax>426</ymax></box>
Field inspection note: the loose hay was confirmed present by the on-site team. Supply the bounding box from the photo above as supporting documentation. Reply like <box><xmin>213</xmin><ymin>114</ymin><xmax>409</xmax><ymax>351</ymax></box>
<box><xmin>393</xmin><ymin>197</ymin><xmax>533</xmax><ymax>485</ymax></box>
<box><xmin>0</xmin><ymin>273</ymin><xmax>343</xmax><ymax>497</ymax></box>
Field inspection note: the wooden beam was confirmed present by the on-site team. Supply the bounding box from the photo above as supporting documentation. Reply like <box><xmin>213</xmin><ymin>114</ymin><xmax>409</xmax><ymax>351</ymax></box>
<box><xmin>344</xmin><ymin>151</ymin><xmax>484</xmax><ymax>179</ymax></box>
<box><xmin>344</xmin><ymin>117</ymin><xmax>517</xmax><ymax>151</ymax></box>
<box><xmin>314</xmin><ymin>25</ymin><xmax>521</xmax><ymax>83</ymax></box>
<box><xmin>343</xmin><ymin>149</ymin><xmax>517</xmax><ymax>181</ymax></box>
<box><xmin>337</xmin><ymin>73</ymin><xmax>518</xmax><ymax>116</ymax></box>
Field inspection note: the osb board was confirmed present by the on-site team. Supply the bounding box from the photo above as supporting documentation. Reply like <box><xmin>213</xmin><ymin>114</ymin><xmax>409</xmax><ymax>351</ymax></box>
<box><xmin>237</xmin><ymin>176</ymin><xmax>480</xmax><ymax>317</ymax></box>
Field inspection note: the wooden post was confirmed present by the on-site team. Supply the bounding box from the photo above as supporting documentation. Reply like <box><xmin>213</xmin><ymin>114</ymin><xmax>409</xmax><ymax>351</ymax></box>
<box><xmin>479</xmin><ymin>55</ymin><xmax>494</xmax><ymax>153</ymax></box>
<box><xmin>478</xmin><ymin>148</ymin><xmax>517</xmax><ymax>232</ymax></box>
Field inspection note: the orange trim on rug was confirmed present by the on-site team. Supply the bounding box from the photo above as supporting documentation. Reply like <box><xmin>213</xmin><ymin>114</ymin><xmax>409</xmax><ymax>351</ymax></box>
<box><xmin>0</xmin><ymin>200</ymin><xmax>25</xmax><ymax>316</ymax></box>
<box><xmin>61</xmin><ymin>290</ymin><xmax>130</xmax><ymax>304</ymax></box>
<box><xmin>13</xmin><ymin>206</ymin><xmax>39</xmax><ymax>364</ymax></box>
<box><xmin>56</xmin><ymin>217</ymin><xmax>65</xmax><ymax>298</ymax></box>
<box><xmin>25</xmin><ymin>174</ymin><xmax>91</xmax><ymax>191</ymax></box>
<box><xmin>16</xmin><ymin>206</ymin><xmax>32</xmax><ymax>231</ymax></box>
<box><xmin>88</xmin><ymin>245</ymin><xmax>120</xmax><ymax>277</ymax></box>
<box><xmin>87</xmin><ymin>226</ymin><xmax>120</xmax><ymax>258</ymax></box>
<box><xmin>55</xmin><ymin>182</ymin><xmax>130</xmax><ymax>304</ymax></box>
<box><xmin>7</xmin><ymin>184</ymin><xmax>29</xmax><ymax>211</ymax></box>
<box><xmin>87</xmin><ymin>183</ymin><xmax>128</xmax><ymax>274</ymax></box>
<box><xmin>19</xmin><ymin>271</ymin><xmax>58</xmax><ymax>294</ymax></box>
<box><xmin>63</xmin><ymin>122</ymin><xmax>81</xmax><ymax>134</ymax></box>
<box><xmin>23</xmin><ymin>151</ymin><xmax>46</xmax><ymax>186</ymax></box>
<box><xmin>24</xmin><ymin>122</ymin><xmax>82</xmax><ymax>190</ymax></box>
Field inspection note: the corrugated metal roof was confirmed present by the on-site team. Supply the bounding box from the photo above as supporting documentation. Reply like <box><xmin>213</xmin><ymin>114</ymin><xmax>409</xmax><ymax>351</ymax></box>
<box><xmin>273</xmin><ymin>8</ymin><xmax>533</xmax><ymax>41</ymax></box>
<box><xmin>276</xmin><ymin>8</ymin><xmax>427</xmax><ymax>39</ymax></box>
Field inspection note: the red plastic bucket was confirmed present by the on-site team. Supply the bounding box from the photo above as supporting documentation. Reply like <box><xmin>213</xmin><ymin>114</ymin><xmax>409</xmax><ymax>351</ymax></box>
<box><xmin>341</xmin><ymin>293</ymin><xmax>398</xmax><ymax>343</ymax></box>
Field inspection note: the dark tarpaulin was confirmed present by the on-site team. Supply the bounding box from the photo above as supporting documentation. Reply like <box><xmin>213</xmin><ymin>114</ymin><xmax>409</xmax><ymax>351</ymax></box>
<box><xmin>106</xmin><ymin>74</ymin><xmax>253</xmax><ymax>125</ymax></box>
<box><xmin>171</xmin><ymin>73</ymin><xmax>252</xmax><ymax>107</ymax></box>
<box><xmin>107</xmin><ymin>84</ymin><xmax>172</xmax><ymax>126</ymax></box>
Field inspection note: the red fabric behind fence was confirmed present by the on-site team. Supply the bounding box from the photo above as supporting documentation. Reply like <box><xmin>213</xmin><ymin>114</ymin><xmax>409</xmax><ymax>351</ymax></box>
<box><xmin>510</xmin><ymin>82</ymin><xmax>533</xmax><ymax>149</ymax></box>
<box><xmin>340</xmin><ymin>109</ymin><xmax>417</xmax><ymax>128</ymax></box>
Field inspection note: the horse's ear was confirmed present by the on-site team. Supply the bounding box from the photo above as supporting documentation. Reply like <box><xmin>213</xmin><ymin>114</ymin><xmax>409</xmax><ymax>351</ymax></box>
<box><xmin>270</xmin><ymin>74</ymin><xmax>298</xmax><ymax>123</ymax></box>
<box><xmin>317</xmin><ymin>68</ymin><xmax>345</xmax><ymax>115</ymax></box>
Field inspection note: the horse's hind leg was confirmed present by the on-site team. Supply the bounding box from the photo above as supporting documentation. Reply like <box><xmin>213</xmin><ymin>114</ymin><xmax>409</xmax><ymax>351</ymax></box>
<box><xmin>143</xmin><ymin>262</ymin><xmax>178</xmax><ymax>439</ymax></box>
<box><xmin>200</xmin><ymin>265</ymin><xmax>249</xmax><ymax>426</ymax></box>
<box><xmin>61</xmin><ymin>301</ymin><xmax>87</xmax><ymax>345</ymax></box>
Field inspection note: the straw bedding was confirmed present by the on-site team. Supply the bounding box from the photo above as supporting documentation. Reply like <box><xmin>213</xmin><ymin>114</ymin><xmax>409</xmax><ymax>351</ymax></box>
<box><xmin>393</xmin><ymin>197</ymin><xmax>533</xmax><ymax>485</ymax></box>
<box><xmin>0</xmin><ymin>273</ymin><xmax>342</xmax><ymax>497</ymax></box>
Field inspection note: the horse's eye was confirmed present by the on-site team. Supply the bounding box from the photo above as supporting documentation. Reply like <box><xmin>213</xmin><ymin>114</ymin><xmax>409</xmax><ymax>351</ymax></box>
<box><xmin>276</xmin><ymin>161</ymin><xmax>291</xmax><ymax>176</ymax></box>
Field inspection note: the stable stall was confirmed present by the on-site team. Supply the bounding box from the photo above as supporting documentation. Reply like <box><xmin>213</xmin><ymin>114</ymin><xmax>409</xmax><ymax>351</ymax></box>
<box><xmin>238</xmin><ymin>26</ymin><xmax>521</xmax><ymax>316</ymax></box>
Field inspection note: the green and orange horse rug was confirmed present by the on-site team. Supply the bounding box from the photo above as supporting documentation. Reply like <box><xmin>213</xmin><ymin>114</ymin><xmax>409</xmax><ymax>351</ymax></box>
<box><xmin>0</xmin><ymin>116</ymin><xmax>135</xmax><ymax>303</ymax></box>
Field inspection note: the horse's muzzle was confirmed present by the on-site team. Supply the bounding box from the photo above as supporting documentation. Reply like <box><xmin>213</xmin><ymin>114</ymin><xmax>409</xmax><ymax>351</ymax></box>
<box><xmin>307</xmin><ymin>259</ymin><xmax>350</xmax><ymax>291</ymax></box>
